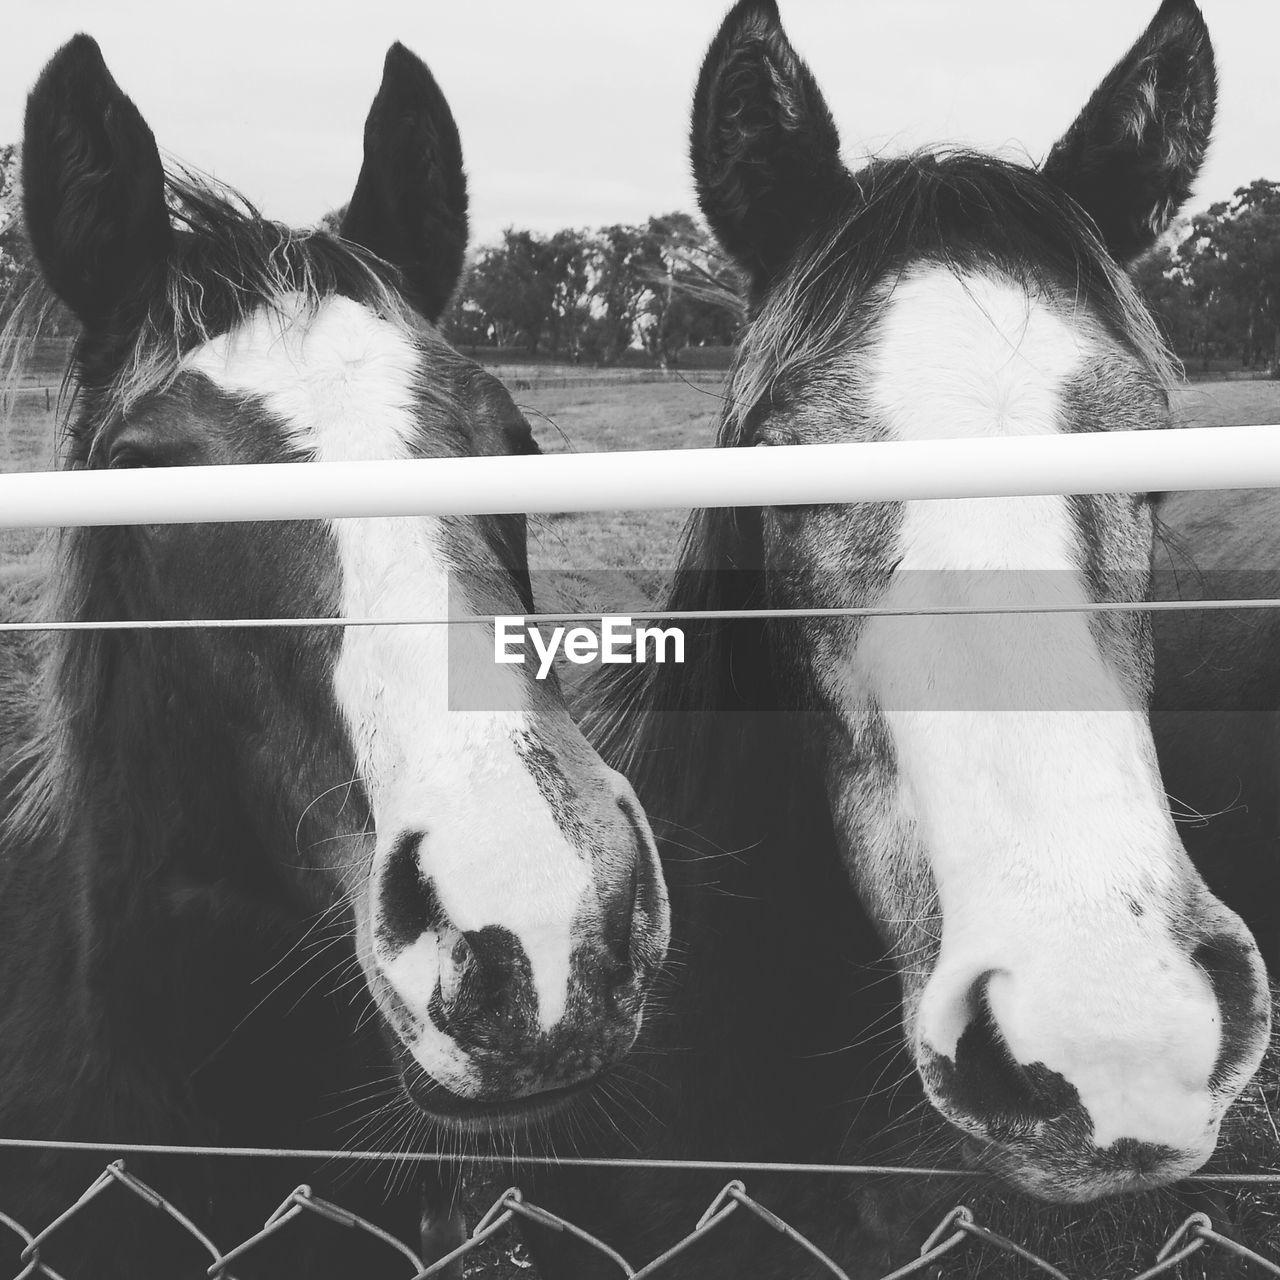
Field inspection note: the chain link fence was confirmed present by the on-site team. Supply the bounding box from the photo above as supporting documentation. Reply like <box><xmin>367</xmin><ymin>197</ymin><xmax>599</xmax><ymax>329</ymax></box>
<box><xmin>3</xmin><ymin>1154</ymin><xmax>1280</xmax><ymax>1279</ymax></box>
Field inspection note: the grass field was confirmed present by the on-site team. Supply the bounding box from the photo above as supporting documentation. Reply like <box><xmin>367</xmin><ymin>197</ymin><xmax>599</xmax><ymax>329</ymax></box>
<box><xmin>521</xmin><ymin>376</ymin><xmax>724</xmax><ymax>578</ymax></box>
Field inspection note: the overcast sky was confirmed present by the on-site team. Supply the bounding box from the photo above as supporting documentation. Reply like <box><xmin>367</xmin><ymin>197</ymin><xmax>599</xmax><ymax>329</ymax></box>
<box><xmin>2</xmin><ymin>1</ymin><xmax>1277</xmax><ymax>248</ymax></box>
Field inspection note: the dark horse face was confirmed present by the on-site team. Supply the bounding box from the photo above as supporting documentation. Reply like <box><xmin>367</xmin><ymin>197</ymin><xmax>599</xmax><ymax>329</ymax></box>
<box><xmin>690</xmin><ymin>0</ymin><xmax>1269</xmax><ymax>1201</ymax></box>
<box><xmin>19</xmin><ymin>38</ymin><xmax>668</xmax><ymax>1123</ymax></box>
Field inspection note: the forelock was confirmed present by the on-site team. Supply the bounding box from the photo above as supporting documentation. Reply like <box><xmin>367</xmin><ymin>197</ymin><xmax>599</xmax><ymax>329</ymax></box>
<box><xmin>720</xmin><ymin>149</ymin><xmax>1178</xmax><ymax>448</ymax></box>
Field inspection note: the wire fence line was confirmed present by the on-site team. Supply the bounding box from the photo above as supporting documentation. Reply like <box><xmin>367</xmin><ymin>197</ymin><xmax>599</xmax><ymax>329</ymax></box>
<box><xmin>7</xmin><ymin>594</ymin><xmax>1280</xmax><ymax>635</ymax></box>
<box><xmin>3</xmin><ymin>1152</ymin><xmax>1280</xmax><ymax>1280</ymax></box>
<box><xmin>4</xmin><ymin>1136</ymin><xmax>1280</xmax><ymax>1185</ymax></box>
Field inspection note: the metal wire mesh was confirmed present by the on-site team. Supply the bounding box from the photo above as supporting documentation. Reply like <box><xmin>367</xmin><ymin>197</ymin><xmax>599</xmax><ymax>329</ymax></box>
<box><xmin>4</xmin><ymin>1157</ymin><xmax>1280</xmax><ymax>1279</ymax></box>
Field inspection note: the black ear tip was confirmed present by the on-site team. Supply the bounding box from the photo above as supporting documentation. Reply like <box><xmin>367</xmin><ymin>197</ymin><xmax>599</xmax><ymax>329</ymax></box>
<box><xmin>32</xmin><ymin>33</ymin><xmax>108</xmax><ymax>93</ymax></box>
<box><xmin>26</xmin><ymin>36</ymin><xmax>123</xmax><ymax>152</ymax></box>
<box><xmin>53</xmin><ymin>33</ymin><xmax>106</xmax><ymax>65</ymax></box>
<box><xmin>715</xmin><ymin>0</ymin><xmax>784</xmax><ymax>42</ymax></box>
<box><xmin>377</xmin><ymin>42</ymin><xmax>449</xmax><ymax>114</ymax></box>
<box><xmin>1154</xmin><ymin>0</ymin><xmax>1210</xmax><ymax>38</ymax></box>
<box><xmin>726</xmin><ymin>0</ymin><xmax>781</xmax><ymax>24</ymax></box>
<box><xmin>1149</xmin><ymin>0</ymin><xmax>1214</xmax><ymax>80</ymax></box>
<box><xmin>382</xmin><ymin>41</ymin><xmax>431</xmax><ymax>83</ymax></box>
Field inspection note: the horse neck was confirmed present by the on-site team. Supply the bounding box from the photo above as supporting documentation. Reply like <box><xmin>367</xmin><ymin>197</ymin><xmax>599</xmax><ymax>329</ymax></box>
<box><xmin>0</xmin><ymin>632</ymin><xmax>168</xmax><ymax>1133</ymax></box>
<box><xmin>586</xmin><ymin>555</ymin><xmax>898</xmax><ymax>1158</ymax></box>
<box><xmin>0</xmin><ymin>624</ymin><xmax>375</xmax><ymax>1146</ymax></box>
<box><xmin>13</xmin><ymin>626</ymin><xmax>277</xmax><ymax>1008</ymax></box>
<box><xmin>586</xmin><ymin>515</ymin><xmax>837</xmax><ymax>922</ymax></box>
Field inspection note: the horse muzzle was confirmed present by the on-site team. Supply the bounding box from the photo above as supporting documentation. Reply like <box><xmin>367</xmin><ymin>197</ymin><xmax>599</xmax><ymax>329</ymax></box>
<box><xmin>354</xmin><ymin>813</ymin><xmax>668</xmax><ymax>1123</ymax></box>
<box><xmin>908</xmin><ymin>903</ymin><xmax>1271</xmax><ymax>1202</ymax></box>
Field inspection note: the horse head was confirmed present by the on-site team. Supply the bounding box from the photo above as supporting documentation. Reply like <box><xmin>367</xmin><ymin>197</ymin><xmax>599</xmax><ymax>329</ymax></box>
<box><xmin>16</xmin><ymin>35</ymin><xmax>668</xmax><ymax>1127</ymax></box>
<box><xmin>687</xmin><ymin>0</ymin><xmax>1268</xmax><ymax>1202</ymax></box>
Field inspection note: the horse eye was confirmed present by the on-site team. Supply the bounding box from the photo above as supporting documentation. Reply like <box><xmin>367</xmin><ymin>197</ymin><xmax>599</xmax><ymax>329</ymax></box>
<box><xmin>754</xmin><ymin>427</ymin><xmax>799</xmax><ymax>448</ymax></box>
<box><xmin>107</xmin><ymin>448</ymin><xmax>151</xmax><ymax>470</ymax></box>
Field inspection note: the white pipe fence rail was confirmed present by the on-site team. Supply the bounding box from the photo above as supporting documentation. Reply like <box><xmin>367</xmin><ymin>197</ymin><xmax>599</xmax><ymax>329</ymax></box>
<box><xmin>0</xmin><ymin>424</ymin><xmax>1278</xmax><ymax>528</ymax></box>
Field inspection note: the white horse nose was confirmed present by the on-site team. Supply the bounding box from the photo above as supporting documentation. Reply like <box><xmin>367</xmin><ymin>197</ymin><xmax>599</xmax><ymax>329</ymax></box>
<box><xmin>915</xmin><ymin>906</ymin><xmax>1269</xmax><ymax>1196</ymax></box>
<box><xmin>920</xmin><ymin>965</ymin><xmax>1217</xmax><ymax>1145</ymax></box>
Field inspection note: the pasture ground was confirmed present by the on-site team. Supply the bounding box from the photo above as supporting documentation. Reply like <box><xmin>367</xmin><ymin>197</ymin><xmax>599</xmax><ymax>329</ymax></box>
<box><xmin>2</xmin><ymin>376</ymin><xmax>1280</xmax><ymax>1275</ymax></box>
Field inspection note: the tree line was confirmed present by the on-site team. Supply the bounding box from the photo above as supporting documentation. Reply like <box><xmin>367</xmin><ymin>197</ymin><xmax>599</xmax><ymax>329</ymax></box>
<box><xmin>0</xmin><ymin>146</ymin><xmax>23</xmax><ymax>304</ymax></box>
<box><xmin>319</xmin><ymin>205</ymin><xmax>745</xmax><ymax>366</ymax></box>
<box><xmin>1133</xmin><ymin>179</ymin><xmax>1280</xmax><ymax>375</ymax></box>
<box><xmin>3</xmin><ymin>140</ymin><xmax>1278</xmax><ymax>375</ymax></box>
<box><xmin>452</xmin><ymin>214</ymin><xmax>745</xmax><ymax>365</ymax></box>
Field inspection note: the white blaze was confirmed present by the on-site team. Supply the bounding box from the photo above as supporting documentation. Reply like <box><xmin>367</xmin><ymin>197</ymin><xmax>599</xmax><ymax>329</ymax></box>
<box><xmin>185</xmin><ymin>296</ymin><xmax>591</xmax><ymax>1078</ymax></box>
<box><xmin>855</xmin><ymin>267</ymin><xmax>1219</xmax><ymax>1150</ymax></box>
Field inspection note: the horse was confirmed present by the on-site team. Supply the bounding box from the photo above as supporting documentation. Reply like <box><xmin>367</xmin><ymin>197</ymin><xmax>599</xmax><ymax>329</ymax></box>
<box><xmin>0</xmin><ymin>35</ymin><xmax>669</xmax><ymax>1279</ymax></box>
<box><xmin>519</xmin><ymin>1</ymin><xmax>1279</xmax><ymax>1275</ymax></box>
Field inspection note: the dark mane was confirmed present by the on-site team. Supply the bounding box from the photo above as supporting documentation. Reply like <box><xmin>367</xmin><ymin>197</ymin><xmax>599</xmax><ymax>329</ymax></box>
<box><xmin>585</xmin><ymin>148</ymin><xmax>1178</xmax><ymax>820</ymax></box>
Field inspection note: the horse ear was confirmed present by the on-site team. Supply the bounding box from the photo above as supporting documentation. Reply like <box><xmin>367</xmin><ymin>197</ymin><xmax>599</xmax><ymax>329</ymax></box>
<box><xmin>691</xmin><ymin>0</ymin><xmax>849</xmax><ymax>293</ymax></box>
<box><xmin>1040</xmin><ymin>0</ymin><xmax>1215</xmax><ymax>264</ymax></box>
<box><xmin>340</xmin><ymin>43</ymin><xmax>469</xmax><ymax>323</ymax></box>
<box><xmin>22</xmin><ymin>35</ymin><xmax>171</xmax><ymax>329</ymax></box>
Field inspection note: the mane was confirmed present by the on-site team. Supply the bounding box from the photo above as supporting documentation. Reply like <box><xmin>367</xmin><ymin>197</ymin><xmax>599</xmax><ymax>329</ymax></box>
<box><xmin>0</xmin><ymin>165</ymin><xmax>435</xmax><ymax>850</ymax></box>
<box><xmin>585</xmin><ymin>147</ymin><xmax>1181</xmax><ymax>822</ymax></box>
<box><xmin>725</xmin><ymin>148</ymin><xmax>1179</xmax><ymax>449</ymax></box>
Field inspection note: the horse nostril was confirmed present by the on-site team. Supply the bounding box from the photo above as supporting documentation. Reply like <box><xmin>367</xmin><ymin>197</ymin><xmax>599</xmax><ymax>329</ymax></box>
<box><xmin>437</xmin><ymin>929</ymin><xmax>476</xmax><ymax>1007</ymax></box>
<box><xmin>946</xmin><ymin>973</ymin><xmax>1076</xmax><ymax>1136</ymax></box>
<box><xmin>418</xmin><ymin>924</ymin><xmax>539</xmax><ymax>1050</ymax></box>
<box><xmin>615</xmin><ymin>791</ymin><xmax>668</xmax><ymax>972</ymax></box>
<box><xmin>601</xmin><ymin>880</ymin><xmax>643</xmax><ymax>1003</ymax></box>
<box><xmin>1192</xmin><ymin>930</ymin><xmax>1270</xmax><ymax>1093</ymax></box>
<box><xmin>608</xmin><ymin>954</ymin><xmax>641</xmax><ymax>999</ymax></box>
<box><xmin>605</xmin><ymin>860</ymin><xmax>639</xmax><ymax>962</ymax></box>
<box><xmin>376</xmin><ymin>832</ymin><xmax>447</xmax><ymax>950</ymax></box>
